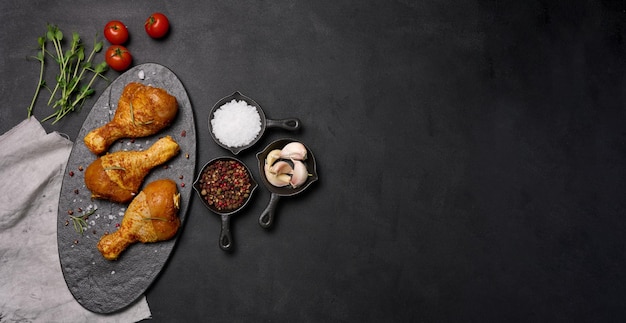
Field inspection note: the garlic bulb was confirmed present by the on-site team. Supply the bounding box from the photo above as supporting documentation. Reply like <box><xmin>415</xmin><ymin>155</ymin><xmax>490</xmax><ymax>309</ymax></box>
<box><xmin>279</xmin><ymin>142</ymin><xmax>307</xmax><ymax>161</ymax></box>
<box><xmin>290</xmin><ymin>160</ymin><xmax>308</xmax><ymax>188</ymax></box>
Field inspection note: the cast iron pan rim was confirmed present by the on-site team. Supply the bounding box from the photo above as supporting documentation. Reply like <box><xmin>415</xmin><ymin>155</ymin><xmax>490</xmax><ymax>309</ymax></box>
<box><xmin>193</xmin><ymin>156</ymin><xmax>258</xmax><ymax>216</ymax></box>
<box><xmin>256</xmin><ymin>138</ymin><xmax>318</xmax><ymax>196</ymax></box>
<box><xmin>207</xmin><ymin>91</ymin><xmax>267</xmax><ymax>155</ymax></box>
<box><xmin>256</xmin><ymin>138</ymin><xmax>318</xmax><ymax>229</ymax></box>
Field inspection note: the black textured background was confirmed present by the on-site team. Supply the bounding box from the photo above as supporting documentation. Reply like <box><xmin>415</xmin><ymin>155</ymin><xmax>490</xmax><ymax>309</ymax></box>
<box><xmin>2</xmin><ymin>1</ymin><xmax>626</xmax><ymax>322</ymax></box>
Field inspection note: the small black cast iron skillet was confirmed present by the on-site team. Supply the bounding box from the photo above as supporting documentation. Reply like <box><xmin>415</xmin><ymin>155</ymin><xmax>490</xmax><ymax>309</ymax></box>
<box><xmin>193</xmin><ymin>156</ymin><xmax>258</xmax><ymax>251</ymax></box>
<box><xmin>208</xmin><ymin>91</ymin><xmax>301</xmax><ymax>155</ymax></box>
<box><xmin>256</xmin><ymin>138</ymin><xmax>318</xmax><ymax>229</ymax></box>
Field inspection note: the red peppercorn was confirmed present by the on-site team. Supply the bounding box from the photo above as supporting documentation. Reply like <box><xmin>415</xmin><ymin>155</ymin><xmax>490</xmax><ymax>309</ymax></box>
<box><xmin>198</xmin><ymin>160</ymin><xmax>252</xmax><ymax>211</ymax></box>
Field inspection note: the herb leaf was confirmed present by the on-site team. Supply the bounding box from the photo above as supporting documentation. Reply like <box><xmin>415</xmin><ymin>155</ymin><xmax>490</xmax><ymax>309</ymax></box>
<box><xmin>28</xmin><ymin>25</ymin><xmax>108</xmax><ymax>123</ymax></box>
<box><xmin>70</xmin><ymin>208</ymin><xmax>97</xmax><ymax>235</ymax></box>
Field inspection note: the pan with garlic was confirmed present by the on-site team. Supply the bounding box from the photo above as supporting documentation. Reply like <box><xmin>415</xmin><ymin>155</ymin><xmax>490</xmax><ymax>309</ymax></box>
<box><xmin>263</xmin><ymin>141</ymin><xmax>311</xmax><ymax>188</ymax></box>
<box><xmin>256</xmin><ymin>139</ymin><xmax>318</xmax><ymax>229</ymax></box>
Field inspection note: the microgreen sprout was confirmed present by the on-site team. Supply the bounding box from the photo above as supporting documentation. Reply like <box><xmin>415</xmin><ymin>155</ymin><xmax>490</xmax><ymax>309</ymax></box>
<box><xmin>27</xmin><ymin>24</ymin><xmax>109</xmax><ymax>123</ymax></box>
<box><xmin>27</xmin><ymin>36</ymin><xmax>47</xmax><ymax>118</ymax></box>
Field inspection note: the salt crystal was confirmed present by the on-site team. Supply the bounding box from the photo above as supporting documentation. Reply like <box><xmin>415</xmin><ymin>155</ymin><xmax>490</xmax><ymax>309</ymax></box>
<box><xmin>211</xmin><ymin>99</ymin><xmax>261</xmax><ymax>147</ymax></box>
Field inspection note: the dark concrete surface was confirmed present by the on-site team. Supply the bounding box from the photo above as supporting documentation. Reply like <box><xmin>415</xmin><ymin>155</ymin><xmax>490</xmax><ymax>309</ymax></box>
<box><xmin>2</xmin><ymin>1</ymin><xmax>626</xmax><ymax>321</ymax></box>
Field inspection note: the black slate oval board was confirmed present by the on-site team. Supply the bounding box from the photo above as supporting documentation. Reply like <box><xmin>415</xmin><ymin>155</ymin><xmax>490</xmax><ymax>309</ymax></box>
<box><xmin>56</xmin><ymin>63</ymin><xmax>196</xmax><ymax>314</ymax></box>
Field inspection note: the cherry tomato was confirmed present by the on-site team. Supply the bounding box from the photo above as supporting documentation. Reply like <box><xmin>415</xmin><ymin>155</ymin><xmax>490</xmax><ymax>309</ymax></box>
<box><xmin>103</xmin><ymin>20</ymin><xmax>129</xmax><ymax>45</ymax></box>
<box><xmin>105</xmin><ymin>45</ymin><xmax>132</xmax><ymax>72</ymax></box>
<box><xmin>145</xmin><ymin>13</ymin><xmax>170</xmax><ymax>38</ymax></box>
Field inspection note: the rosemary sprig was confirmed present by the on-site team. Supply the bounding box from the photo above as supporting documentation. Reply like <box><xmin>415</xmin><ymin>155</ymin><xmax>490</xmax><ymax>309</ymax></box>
<box><xmin>129</xmin><ymin>101</ymin><xmax>134</xmax><ymax>123</ymax></box>
<box><xmin>70</xmin><ymin>208</ymin><xmax>97</xmax><ymax>235</ymax></box>
<box><xmin>103</xmin><ymin>166</ymin><xmax>126</xmax><ymax>171</ymax></box>
<box><xmin>129</xmin><ymin>101</ymin><xmax>155</xmax><ymax>126</ymax></box>
<box><xmin>142</xmin><ymin>217</ymin><xmax>170</xmax><ymax>221</ymax></box>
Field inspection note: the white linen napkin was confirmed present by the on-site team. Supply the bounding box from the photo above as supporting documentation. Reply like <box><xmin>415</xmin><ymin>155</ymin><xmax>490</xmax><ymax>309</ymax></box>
<box><xmin>0</xmin><ymin>117</ymin><xmax>151</xmax><ymax>322</ymax></box>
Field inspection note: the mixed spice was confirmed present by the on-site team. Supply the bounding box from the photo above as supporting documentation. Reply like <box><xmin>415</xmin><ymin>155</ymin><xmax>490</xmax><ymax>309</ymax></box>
<box><xmin>197</xmin><ymin>159</ymin><xmax>252</xmax><ymax>212</ymax></box>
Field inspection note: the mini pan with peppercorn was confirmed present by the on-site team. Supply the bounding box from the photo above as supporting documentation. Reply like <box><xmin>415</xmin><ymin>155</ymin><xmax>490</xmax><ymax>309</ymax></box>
<box><xmin>256</xmin><ymin>138</ymin><xmax>318</xmax><ymax>229</ymax></box>
<box><xmin>208</xmin><ymin>91</ymin><xmax>301</xmax><ymax>155</ymax></box>
<box><xmin>193</xmin><ymin>156</ymin><xmax>258</xmax><ymax>251</ymax></box>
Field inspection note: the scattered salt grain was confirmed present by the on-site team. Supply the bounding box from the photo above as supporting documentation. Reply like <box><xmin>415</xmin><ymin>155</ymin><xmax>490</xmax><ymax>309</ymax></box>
<box><xmin>211</xmin><ymin>99</ymin><xmax>261</xmax><ymax>148</ymax></box>
<box><xmin>138</xmin><ymin>70</ymin><xmax>145</xmax><ymax>80</ymax></box>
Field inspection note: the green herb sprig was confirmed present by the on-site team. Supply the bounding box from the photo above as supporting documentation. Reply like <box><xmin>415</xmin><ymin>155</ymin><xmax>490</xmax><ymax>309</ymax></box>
<box><xmin>27</xmin><ymin>24</ymin><xmax>109</xmax><ymax>124</ymax></box>
<box><xmin>129</xmin><ymin>101</ymin><xmax>155</xmax><ymax>126</ymax></box>
<box><xmin>70</xmin><ymin>208</ymin><xmax>98</xmax><ymax>235</ymax></box>
<box><xmin>142</xmin><ymin>217</ymin><xmax>170</xmax><ymax>221</ymax></box>
<box><xmin>27</xmin><ymin>36</ymin><xmax>46</xmax><ymax>118</ymax></box>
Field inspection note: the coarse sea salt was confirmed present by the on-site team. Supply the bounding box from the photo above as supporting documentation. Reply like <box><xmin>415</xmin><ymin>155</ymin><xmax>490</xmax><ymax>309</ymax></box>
<box><xmin>211</xmin><ymin>99</ymin><xmax>261</xmax><ymax>148</ymax></box>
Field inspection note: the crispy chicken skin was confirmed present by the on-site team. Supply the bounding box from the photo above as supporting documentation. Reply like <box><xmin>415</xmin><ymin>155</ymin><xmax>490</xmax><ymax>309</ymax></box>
<box><xmin>84</xmin><ymin>136</ymin><xmax>180</xmax><ymax>203</ymax></box>
<box><xmin>97</xmin><ymin>179</ymin><xmax>181</xmax><ymax>260</ymax></box>
<box><xmin>84</xmin><ymin>82</ymin><xmax>178</xmax><ymax>155</ymax></box>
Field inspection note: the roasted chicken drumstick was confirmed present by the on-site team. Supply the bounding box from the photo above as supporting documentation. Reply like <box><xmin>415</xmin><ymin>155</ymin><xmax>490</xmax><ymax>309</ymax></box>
<box><xmin>97</xmin><ymin>179</ymin><xmax>181</xmax><ymax>260</ymax></box>
<box><xmin>84</xmin><ymin>136</ymin><xmax>180</xmax><ymax>203</ymax></box>
<box><xmin>84</xmin><ymin>82</ymin><xmax>179</xmax><ymax>155</ymax></box>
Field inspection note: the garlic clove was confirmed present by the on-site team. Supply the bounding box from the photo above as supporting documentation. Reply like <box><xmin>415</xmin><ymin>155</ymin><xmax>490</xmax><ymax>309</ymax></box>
<box><xmin>280</xmin><ymin>142</ymin><xmax>307</xmax><ymax>161</ymax></box>
<box><xmin>269</xmin><ymin>161</ymin><xmax>293</xmax><ymax>175</ymax></box>
<box><xmin>290</xmin><ymin>160</ymin><xmax>309</xmax><ymax>188</ymax></box>
<box><xmin>264</xmin><ymin>162</ymin><xmax>291</xmax><ymax>187</ymax></box>
<box><xmin>265</xmin><ymin>149</ymin><xmax>282</xmax><ymax>166</ymax></box>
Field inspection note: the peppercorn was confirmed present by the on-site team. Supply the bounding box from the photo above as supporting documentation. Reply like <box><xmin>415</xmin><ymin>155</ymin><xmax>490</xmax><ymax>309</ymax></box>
<box><xmin>198</xmin><ymin>160</ymin><xmax>252</xmax><ymax>211</ymax></box>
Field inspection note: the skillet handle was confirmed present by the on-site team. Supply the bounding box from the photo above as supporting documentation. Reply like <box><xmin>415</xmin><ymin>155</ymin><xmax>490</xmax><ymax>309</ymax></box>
<box><xmin>266</xmin><ymin>118</ymin><xmax>301</xmax><ymax>131</ymax></box>
<box><xmin>259</xmin><ymin>193</ymin><xmax>281</xmax><ymax>229</ymax></box>
<box><xmin>219</xmin><ymin>214</ymin><xmax>233</xmax><ymax>251</ymax></box>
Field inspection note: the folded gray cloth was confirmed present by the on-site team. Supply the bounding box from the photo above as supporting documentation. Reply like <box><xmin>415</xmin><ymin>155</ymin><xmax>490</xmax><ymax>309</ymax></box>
<box><xmin>0</xmin><ymin>117</ymin><xmax>151</xmax><ymax>322</ymax></box>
